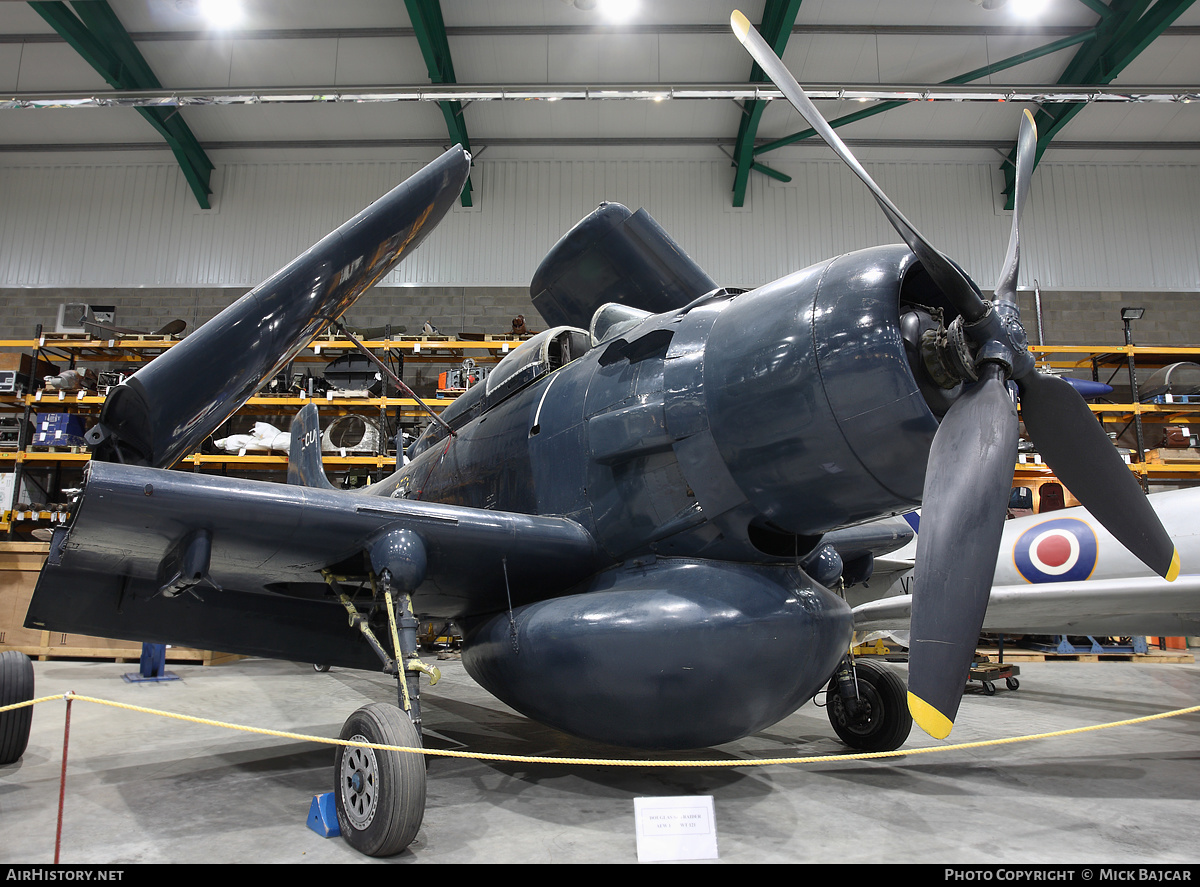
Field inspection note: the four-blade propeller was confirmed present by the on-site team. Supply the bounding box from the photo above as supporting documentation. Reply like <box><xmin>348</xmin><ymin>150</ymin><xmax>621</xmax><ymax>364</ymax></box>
<box><xmin>731</xmin><ymin>10</ymin><xmax>1179</xmax><ymax>739</ymax></box>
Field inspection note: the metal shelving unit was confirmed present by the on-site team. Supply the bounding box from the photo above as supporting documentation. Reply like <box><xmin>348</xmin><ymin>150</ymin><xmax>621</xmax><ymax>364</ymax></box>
<box><xmin>1024</xmin><ymin>344</ymin><xmax>1200</xmax><ymax>487</ymax></box>
<box><xmin>0</xmin><ymin>329</ymin><xmax>520</xmax><ymax>533</ymax></box>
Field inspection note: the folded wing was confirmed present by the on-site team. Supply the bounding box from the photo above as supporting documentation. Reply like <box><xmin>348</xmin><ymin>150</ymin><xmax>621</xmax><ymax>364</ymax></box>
<box><xmin>87</xmin><ymin>146</ymin><xmax>471</xmax><ymax>469</ymax></box>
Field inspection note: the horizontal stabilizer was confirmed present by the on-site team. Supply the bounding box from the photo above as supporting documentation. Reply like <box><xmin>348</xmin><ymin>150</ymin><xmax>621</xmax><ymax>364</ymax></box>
<box><xmin>88</xmin><ymin>146</ymin><xmax>471</xmax><ymax>468</ymax></box>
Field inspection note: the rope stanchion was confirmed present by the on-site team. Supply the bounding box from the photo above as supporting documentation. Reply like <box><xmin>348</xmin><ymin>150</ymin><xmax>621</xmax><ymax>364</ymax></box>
<box><xmin>5</xmin><ymin>692</ymin><xmax>1199</xmax><ymax>768</ymax></box>
<box><xmin>54</xmin><ymin>692</ymin><xmax>73</xmax><ymax>865</ymax></box>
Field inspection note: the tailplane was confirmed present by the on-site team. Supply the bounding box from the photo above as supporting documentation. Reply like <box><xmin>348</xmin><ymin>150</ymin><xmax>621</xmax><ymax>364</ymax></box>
<box><xmin>287</xmin><ymin>403</ymin><xmax>334</xmax><ymax>490</ymax></box>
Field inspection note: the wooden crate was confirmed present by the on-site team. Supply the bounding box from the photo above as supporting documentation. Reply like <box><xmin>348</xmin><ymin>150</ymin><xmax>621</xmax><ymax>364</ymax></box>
<box><xmin>0</xmin><ymin>541</ymin><xmax>240</xmax><ymax>665</ymax></box>
<box><xmin>1146</xmin><ymin>447</ymin><xmax>1200</xmax><ymax>464</ymax></box>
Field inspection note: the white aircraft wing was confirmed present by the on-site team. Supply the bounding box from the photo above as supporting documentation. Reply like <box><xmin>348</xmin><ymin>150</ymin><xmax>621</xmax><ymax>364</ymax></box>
<box><xmin>852</xmin><ymin>487</ymin><xmax>1200</xmax><ymax>637</ymax></box>
<box><xmin>854</xmin><ymin>574</ymin><xmax>1200</xmax><ymax>636</ymax></box>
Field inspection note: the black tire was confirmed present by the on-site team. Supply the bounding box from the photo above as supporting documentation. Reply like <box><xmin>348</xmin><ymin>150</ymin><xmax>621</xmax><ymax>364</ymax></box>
<box><xmin>313</xmin><ymin>664</ymin><xmax>331</xmax><ymax>673</ymax></box>
<box><xmin>334</xmin><ymin>703</ymin><xmax>425</xmax><ymax>857</ymax></box>
<box><xmin>0</xmin><ymin>651</ymin><xmax>35</xmax><ymax>765</ymax></box>
<box><xmin>983</xmin><ymin>681</ymin><xmax>996</xmax><ymax>696</ymax></box>
<box><xmin>1006</xmin><ymin>677</ymin><xmax>1020</xmax><ymax>691</ymax></box>
<box><xmin>825</xmin><ymin>659</ymin><xmax>912</xmax><ymax>752</ymax></box>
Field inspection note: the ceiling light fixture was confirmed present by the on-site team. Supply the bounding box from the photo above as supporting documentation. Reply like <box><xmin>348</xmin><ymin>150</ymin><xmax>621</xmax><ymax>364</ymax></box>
<box><xmin>1009</xmin><ymin>0</ymin><xmax>1049</xmax><ymax>18</ymax></box>
<box><xmin>196</xmin><ymin>0</ymin><xmax>244</xmax><ymax>28</ymax></box>
<box><xmin>597</xmin><ymin>0</ymin><xmax>639</xmax><ymax>24</ymax></box>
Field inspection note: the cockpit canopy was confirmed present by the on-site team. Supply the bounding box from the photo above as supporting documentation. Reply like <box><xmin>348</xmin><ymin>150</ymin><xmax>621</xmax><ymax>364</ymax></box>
<box><xmin>408</xmin><ymin>326</ymin><xmax>591</xmax><ymax>458</ymax></box>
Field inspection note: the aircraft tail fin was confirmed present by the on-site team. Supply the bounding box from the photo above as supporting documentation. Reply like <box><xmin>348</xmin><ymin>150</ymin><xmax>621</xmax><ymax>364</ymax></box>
<box><xmin>287</xmin><ymin>403</ymin><xmax>335</xmax><ymax>490</ymax></box>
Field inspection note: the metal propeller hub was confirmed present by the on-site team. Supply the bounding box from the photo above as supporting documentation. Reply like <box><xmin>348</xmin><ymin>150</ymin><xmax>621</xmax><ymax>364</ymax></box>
<box><xmin>960</xmin><ymin>301</ymin><xmax>1035</xmax><ymax>382</ymax></box>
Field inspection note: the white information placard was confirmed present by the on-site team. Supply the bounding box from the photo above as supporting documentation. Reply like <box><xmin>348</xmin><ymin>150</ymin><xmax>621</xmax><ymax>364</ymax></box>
<box><xmin>633</xmin><ymin>796</ymin><xmax>718</xmax><ymax>862</ymax></box>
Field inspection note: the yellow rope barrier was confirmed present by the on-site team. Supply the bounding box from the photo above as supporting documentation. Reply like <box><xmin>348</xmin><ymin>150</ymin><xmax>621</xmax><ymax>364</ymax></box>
<box><xmin>3</xmin><ymin>693</ymin><xmax>1199</xmax><ymax>767</ymax></box>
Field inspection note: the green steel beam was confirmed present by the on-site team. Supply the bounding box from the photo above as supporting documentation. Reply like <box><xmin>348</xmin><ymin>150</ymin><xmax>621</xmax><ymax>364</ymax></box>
<box><xmin>752</xmin><ymin>160</ymin><xmax>792</xmax><ymax>183</ymax></box>
<box><xmin>753</xmin><ymin>27</ymin><xmax>1098</xmax><ymax>156</ymax></box>
<box><xmin>1056</xmin><ymin>0</ymin><xmax>1149</xmax><ymax>83</ymax></box>
<box><xmin>1001</xmin><ymin>0</ymin><xmax>1195</xmax><ymax>208</ymax></box>
<box><xmin>69</xmin><ymin>1</ymin><xmax>212</xmax><ymax>184</ymax></box>
<box><xmin>1073</xmin><ymin>0</ymin><xmax>1115</xmax><ymax>18</ymax></box>
<box><xmin>730</xmin><ymin>0</ymin><xmax>803</xmax><ymax>206</ymax></box>
<box><xmin>28</xmin><ymin>1</ymin><xmax>214</xmax><ymax>208</ymax></box>
<box><xmin>404</xmin><ymin>0</ymin><xmax>474</xmax><ymax>206</ymax></box>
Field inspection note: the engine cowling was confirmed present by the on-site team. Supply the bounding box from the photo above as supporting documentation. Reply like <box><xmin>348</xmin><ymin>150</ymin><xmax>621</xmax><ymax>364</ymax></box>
<box><xmin>687</xmin><ymin>245</ymin><xmax>958</xmax><ymax>539</ymax></box>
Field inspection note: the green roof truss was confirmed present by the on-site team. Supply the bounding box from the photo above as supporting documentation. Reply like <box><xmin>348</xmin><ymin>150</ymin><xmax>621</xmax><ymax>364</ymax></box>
<box><xmin>29</xmin><ymin>1</ymin><xmax>215</xmax><ymax>208</ymax></box>
<box><xmin>752</xmin><ymin>27</ymin><xmax>1099</xmax><ymax>157</ymax></box>
<box><xmin>1001</xmin><ymin>0</ymin><xmax>1196</xmax><ymax>209</ymax></box>
<box><xmin>404</xmin><ymin>0</ymin><xmax>474</xmax><ymax>207</ymax></box>
<box><xmin>730</xmin><ymin>0</ymin><xmax>803</xmax><ymax>207</ymax></box>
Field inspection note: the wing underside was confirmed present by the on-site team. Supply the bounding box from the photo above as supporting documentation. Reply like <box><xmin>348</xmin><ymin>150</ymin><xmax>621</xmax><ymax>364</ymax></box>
<box><xmin>27</xmin><ymin>461</ymin><xmax>601</xmax><ymax>668</ymax></box>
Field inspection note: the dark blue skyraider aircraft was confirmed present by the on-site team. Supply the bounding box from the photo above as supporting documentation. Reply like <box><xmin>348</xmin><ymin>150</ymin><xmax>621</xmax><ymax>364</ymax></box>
<box><xmin>19</xmin><ymin>11</ymin><xmax>1178</xmax><ymax>857</ymax></box>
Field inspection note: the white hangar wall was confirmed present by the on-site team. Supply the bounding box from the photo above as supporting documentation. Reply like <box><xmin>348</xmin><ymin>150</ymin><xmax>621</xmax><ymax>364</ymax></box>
<box><xmin>3</xmin><ymin>155</ymin><xmax>1200</xmax><ymax>291</ymax></box>
<box><xmin>1</xmin><ymin>154</ymin><xmax>1198</xmax><ymax>343</ymax></box>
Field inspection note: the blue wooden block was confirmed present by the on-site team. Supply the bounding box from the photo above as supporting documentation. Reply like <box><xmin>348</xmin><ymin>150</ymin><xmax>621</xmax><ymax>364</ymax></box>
<box><xmin>307</xmin><ymin>792</ymin><xmax>341</xmax><ymax>838</ymax></box>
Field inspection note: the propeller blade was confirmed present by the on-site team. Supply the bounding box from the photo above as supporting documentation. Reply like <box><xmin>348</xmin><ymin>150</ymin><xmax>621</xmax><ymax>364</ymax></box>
<box><xmin>730</xmin><ymin>10</ymin><xmax>986</xmax><ymax>322</ymax></box>
<box><xmin>729</xmin><ymin>8</ymin><xmax>1179</xmax><ymax>742</ymax></box>
<box><xmin>1017</xmin><ymin>370</ymin><xmax>1180</xmax><ymax>580</ymax></box>
<box><xmin>994</xmin><ymin>109</ymin><xmax>1037</xmax><ymax>304</ymax></box>
<box><xmin>908</xmin><ymin>365</ymin><xmax>1018</xmax><ymax>738</ymax></box>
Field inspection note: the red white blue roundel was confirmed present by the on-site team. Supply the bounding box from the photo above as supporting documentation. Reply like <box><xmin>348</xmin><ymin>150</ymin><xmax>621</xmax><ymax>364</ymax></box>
<box><xmin>1014</xmin><ymin>518</ymin><xmax>1098</xmax><ymax>584</ymax></box>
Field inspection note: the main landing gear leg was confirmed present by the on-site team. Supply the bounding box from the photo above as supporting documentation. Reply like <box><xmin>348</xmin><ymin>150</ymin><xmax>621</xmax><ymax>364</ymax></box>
<box><xmin>327</xmin><ymin>530</ymin><xmax>438</xmax><ymax>857</ymax></box>
<box><xmin>825</xmin><ymin>654</ymin><xmax>912</xmax><ymax>752</ymax></box>
<box><xmin>380</xmin><ymin>572</ymin><xmax>441</xmax><ymax>733</ymax></box>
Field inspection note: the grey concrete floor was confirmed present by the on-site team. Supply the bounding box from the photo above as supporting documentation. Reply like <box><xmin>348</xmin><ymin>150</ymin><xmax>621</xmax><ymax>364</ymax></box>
<box><xmin>1</xmin><ymin>653</ymin><xmax>1198</xmax><ymax>864</ymax></box>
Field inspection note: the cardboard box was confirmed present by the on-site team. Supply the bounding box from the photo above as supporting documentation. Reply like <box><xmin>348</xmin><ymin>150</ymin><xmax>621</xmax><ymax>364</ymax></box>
<box><xmin>0</xmin><ymin>471</ymin><xmax>47</xmax><ymax>510</ymax></box>
<box><xmin>0</xmin><ymin>353</ymin><xmax>60</xmax><ymax>377</ymax></box>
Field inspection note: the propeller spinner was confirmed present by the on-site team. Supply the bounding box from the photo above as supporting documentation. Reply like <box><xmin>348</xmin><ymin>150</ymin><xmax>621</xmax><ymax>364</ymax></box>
<box><xmin>731</xmin><ymin>10</ymin><xmax>1179</xmax><ymax>739</ymax></box>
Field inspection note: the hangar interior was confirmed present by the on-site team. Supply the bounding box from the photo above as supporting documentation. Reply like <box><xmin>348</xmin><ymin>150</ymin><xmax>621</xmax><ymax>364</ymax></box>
<box><xmin>1</xmin><ymin>0</ymin><xmax>1199</xmax><ymax>866</ymax></box>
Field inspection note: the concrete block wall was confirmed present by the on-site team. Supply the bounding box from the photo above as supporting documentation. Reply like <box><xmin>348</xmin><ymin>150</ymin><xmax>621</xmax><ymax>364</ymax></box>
<box><xmin>5</xmin><ymin>285</ymin><xmax>1194</xmax><ymax>349</ymax></box>
<box><xmin>1017</xmin><ymin>290</ymin><xmax>1200</xmax><ymax>348</ymax></box>
<box><xmin>0</xmin><ymin>285</ymin><xmax>546</xmax><ymax>343</ymax></box>
<box><xmin>0</xmin><ymin>285</ymin><xmax>548</xmax><ymax>405</ymax></box>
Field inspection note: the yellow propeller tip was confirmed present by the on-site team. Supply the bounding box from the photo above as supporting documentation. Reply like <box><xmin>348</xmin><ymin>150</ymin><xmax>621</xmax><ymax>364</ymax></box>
<box><xmin>908</xmin><ymin>692</ymin><xmax>954</xmax><ymax>739</ymax></box>
<box><xmin>731</xmin><ymin>10</ymin><xmax>752</xmax><ymax>42</ymax></box>
<box><xmin>1023</xmin><ymin>108</ymin><xmax>1036</xmax><ymax>127</ymax></box>
<box><xmin>1166</xmin><ymin>549</ymin><xmax>1181</xmax><ymax>582</ymax></box>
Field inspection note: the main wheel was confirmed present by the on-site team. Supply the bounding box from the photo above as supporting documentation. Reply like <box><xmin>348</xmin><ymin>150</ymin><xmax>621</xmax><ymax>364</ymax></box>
<box><xmin>825</xmin><ymin>659</ymin><xmax>912</xmax><ymax>752</ymax></box>
<box><xmin>0</xmin><ymin>651</ymin><xmax>35</xmax><ymax>765</ymax></box>
<box><xmin>334</xmin><ymin>703</ymin><xmax>426</xmax><ymax>857</ymax></box>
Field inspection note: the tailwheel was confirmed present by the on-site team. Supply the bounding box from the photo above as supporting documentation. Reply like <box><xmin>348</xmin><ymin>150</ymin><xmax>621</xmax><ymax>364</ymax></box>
<box><xmin>334</xmin><ymin>703</ymin><xmax>426</xmax><ymax>857</ymax></box>
<box><xmin>825</xmin><ymin>659</ymin><xmax>912</xmax><ymax>752</ymax></box>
